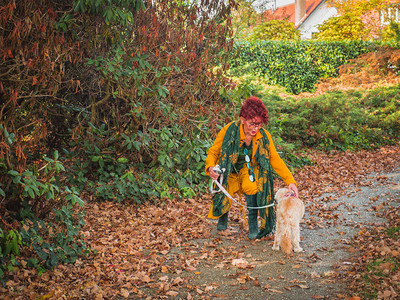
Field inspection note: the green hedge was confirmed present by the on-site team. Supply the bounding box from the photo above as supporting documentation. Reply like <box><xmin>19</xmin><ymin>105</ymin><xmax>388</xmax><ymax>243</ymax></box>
<box><xmin>228</xmin><ymin>40</ymin><xmax>381</xmax><ymax>94</ymax></box>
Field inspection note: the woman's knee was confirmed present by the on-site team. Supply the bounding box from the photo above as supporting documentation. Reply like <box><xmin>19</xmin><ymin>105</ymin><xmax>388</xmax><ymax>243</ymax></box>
<box><xmin>242</xmin><ymin>181</ymin><xmax>258</xmax><ymax>195</ymax></box>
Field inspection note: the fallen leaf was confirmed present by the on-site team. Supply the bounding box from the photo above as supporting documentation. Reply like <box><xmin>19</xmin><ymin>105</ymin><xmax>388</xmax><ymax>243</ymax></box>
<box><xmin>172</xmin><ymin>277</ymin><xmax>183</xmax><ymax>286</ymax></box>
<box><xmin>161</xmin><ymin>266</ymin><xmax>168</xmax><ymax>273</ymax></box>
<box><xmin>292</xmin><ymin>264</ymin><xmax>301</xmax><ymax>269</ymax></box>
<box><xmin>204</xmin><ymin>285</ymin><xmax>217</xmax><ymax>292</ymax></box>
<box><xmin>231</xmin><ymin>258</ymin><xmax>251</xmax><ymax>269</ymax></box>
<box><xmin>296</xmin><ymin>284</ymin><xmax>310</xmax><ymax>289</ymax></box>
<box><xmin>120</xmin><ymin>288</ymin><xmax>129</xmax><ymax>298</ymax></box>
<box><xmin>267</xmin><ymin>288</ymin><xmax>283</xmax><ymax>294</ymax></box>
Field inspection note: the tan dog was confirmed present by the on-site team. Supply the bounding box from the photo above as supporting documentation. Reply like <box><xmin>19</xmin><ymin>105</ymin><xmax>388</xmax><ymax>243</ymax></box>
<box><xmin>272</xmin><ymin>188</ymin><xmax>305</xmax><ymax>255</ymax></box>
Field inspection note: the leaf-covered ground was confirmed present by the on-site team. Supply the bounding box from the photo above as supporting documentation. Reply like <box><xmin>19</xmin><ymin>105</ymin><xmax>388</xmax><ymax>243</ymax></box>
<box><xmin>1</xmin><ymin>143</ymin><xmax>399</xmax><ymax>299</ymax></box>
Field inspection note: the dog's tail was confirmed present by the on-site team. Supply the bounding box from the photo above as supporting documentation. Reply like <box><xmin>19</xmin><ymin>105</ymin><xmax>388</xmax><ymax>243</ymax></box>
<box><xmin>280</xmin><ymin>226</ymin><xmax>292</xmax><ymax>255</ymax></box>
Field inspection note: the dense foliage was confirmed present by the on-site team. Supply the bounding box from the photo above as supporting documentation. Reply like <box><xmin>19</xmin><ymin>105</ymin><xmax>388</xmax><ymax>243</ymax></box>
<box><xmin>223</xmin><ymin>75</ymin><xmax>400</xmax><ymax>156</ymax></box>
<box><xmin>381</xmin><ymin>20</ymin><xmax>400</xmax><ymax>42</ymax></box>
<box><xmin>228</xmin><ymin>40</ymin><xmax>382</xmax><ymax>94</ymax></box>
<box><xmin>0</xmin><ymin>0</ymin><xmax>236</xmax><ymax>280</ymax></box>
<box><xmin>266</xmin><ymin>86</ymin><xmax>400</xmax><ymax>151</ymax></box>
<box><xmin>321</xmin><ymin>0</ymin><xmax>399</xmax><ymax>41</ymax></box>
<box><xmin>314</xmin><ymin>14</ymin><xmax>369</xmax><ymax>41</ymax></box>
<box><xmin>326</xmin><ymin>0</ymin><xmax>394</xmax><ymax>16</ymax></box>
<box><xmin>249</xmin><ymin>20</ymin><xmax>300</xmax><ymax>41</ymax></box>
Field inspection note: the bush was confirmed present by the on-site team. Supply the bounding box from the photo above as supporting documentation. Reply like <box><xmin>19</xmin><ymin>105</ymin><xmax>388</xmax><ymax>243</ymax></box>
<box><xmin>228</xmin><ymin>40</ymin><xmax>381</xmax><ymax>94</ymax></box>
<box><xmin>249</xmin><ymin>20</ymin><xmax>300</xmax><ymax>41</ymax></box>
<box><xmin>314</xmin><ymin>14</ymin><xmax>369</xmax><ymax>41</ymax></box>
<box><xmin>381</xmin><ymin>21</ymin><xmax>400</xmax><ymax>42</ymax></box>
<box><xmin>0</xmin><ymin>0</ymin><xmax>235</xmax><ymax>277</ymax></box>
<box><xmin>0</xmin><ymin>149</ymin><xmax>87</xmax><ymax>281</ymax></box>
<box><xmin>264</xmin><ymin>85</ymin><xmax>400</xmax><ymax>151</ymax></box>
<box><xmin>64</xmin><ymin>114</ymin><xmax>213</xmax><ymax>202</ymax></box>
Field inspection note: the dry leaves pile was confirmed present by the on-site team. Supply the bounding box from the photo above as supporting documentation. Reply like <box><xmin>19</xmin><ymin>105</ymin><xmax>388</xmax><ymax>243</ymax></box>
<box><xmin>295</xmin><ymin>145</ymin><xmax>400</xmax><ymax>299</ymax></box>
<box><xmin>345</xmin><ymin>206</ymin><xmax>400</xmax><ymax>299</ymax></box>
<box><xmin>297</xmin><ymin>48</ymin><xmax>400</xmax><ymax>98</ymax></box>
<box><xmin>0</xmin><ymin>143</ymin><xmax>399</xmax><ymax>299</ymax></box>
<box><xmin>296</xmin><ymin>146</ymin><xmax>399</xmax><ymax>198</ymax></box>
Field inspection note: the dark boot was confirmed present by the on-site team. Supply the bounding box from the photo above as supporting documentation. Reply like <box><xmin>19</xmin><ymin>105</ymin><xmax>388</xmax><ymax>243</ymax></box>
<box><xmin>246</xmin><ymin>194</ymin><xmax>259</xmax><ymax>239</ymax></box>
<box><xmin>217</xmin><ymin>212</ymin><xmax>228</xmax><ymax>231</ymax></box>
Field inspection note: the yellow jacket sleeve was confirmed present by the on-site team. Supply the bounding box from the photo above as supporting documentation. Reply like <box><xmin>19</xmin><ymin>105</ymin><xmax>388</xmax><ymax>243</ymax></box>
<box><xmin>265</xmin><ymin>131</ymin><xmax>297</xmax><ymax>186</ymax></box>
<box><xmin>204</xmin><ymin>122</ymin><xmax>233</xmax><ymax>176</ymax></box>
<box><xmin>204</xmin><ymin>122</ymin><xmax>296</xmax><ymax>186</ymax></box>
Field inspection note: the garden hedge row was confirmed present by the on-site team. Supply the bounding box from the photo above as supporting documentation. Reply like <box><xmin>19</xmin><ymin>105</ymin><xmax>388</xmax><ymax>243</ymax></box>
<box><xmin>228</xmin><ymin>40</ymin><xmax>381</xmax><ymax>94</ymax></box>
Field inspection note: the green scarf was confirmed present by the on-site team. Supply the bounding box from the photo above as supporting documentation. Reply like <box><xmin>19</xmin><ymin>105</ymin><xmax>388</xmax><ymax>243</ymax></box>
<box><xmin>212</xmin><ymin>121</ymin><xmax>275</xmax><ymax>238</ymax></box>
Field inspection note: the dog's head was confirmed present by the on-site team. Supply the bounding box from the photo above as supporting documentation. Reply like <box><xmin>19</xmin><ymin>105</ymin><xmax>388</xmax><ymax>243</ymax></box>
<box><xmin>275</xmin><ymin>187</ymin><xmax>290</xmax><ymax>203</ymax></box>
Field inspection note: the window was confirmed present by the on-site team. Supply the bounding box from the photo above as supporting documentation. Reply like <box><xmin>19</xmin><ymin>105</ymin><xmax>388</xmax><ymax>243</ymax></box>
<box><xmin>381</xmin><ymin>7</ymin><xmax>400</xmax><ymax>26</ymax></box>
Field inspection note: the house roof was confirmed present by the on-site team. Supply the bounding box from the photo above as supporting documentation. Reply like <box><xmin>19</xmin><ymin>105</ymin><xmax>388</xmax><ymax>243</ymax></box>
<box><xmin>271</xmin><ymin>0</ymin><xmax>325</xmax><ymax>26</ymax></box>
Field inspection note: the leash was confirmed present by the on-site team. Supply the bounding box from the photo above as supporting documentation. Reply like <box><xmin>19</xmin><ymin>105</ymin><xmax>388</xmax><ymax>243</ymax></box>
<box><xmin>210</xmin><ymin>165</ymin><xmax>276</xmax><ymax>210</ymax></box>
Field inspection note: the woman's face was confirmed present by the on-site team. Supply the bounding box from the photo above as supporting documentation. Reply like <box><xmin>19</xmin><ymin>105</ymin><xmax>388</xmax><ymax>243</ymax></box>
<box><xmin>240</xmin><ymin>116</ymin><xmax>263</xmax><ymax>137</ymax></box>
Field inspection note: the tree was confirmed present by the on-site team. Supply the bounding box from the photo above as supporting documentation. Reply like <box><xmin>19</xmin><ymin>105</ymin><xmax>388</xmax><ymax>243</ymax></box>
<box><xmin>314</xmin><ymin>13</ymin><xmax>369</xmax><ymax>41</ymax></box>
<box><xmin>323</xmin><ymin>0</ymin><xmax>397</xmax><ymax>40</ymax></box>
<box><xmin>231</xmin><ymin>0</ymin><xmax>261</xmax><ymax>39</ymax></box>
<box><xmin>326</xmin><ymin>0</ymin><xmax>393</xmax><ymax>16</ymax></box>
<box><xmin>231</xmin><ymin>0</ymin><xmax>277</xmax><ymax>40</ymax></box>
<box><xmin>249</xmin><ymin>19</ymin><xmax>300</xmax><ymax>41</ymax></box>
<box><xmin>381</xmin><ymin>20</ymin><xmax>400</xmax><ymax>42</ymax></box>
<box><xmin>0</xmin><ymin>0</ymin><xmax>238</xmax><ymax>279</ymax></box>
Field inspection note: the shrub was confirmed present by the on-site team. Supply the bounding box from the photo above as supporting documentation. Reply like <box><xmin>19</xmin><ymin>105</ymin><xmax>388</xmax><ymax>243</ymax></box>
<box><xmin>228</xmin><ymin>40</ymin><xmax>380</xmax><ymax>94</ymax></box>
<box><xmin>0</xmin><ymin>0</ymin><xmax>235</xmax><ymax>277</ymax></box>
<box><xmin>64</xmin><ymin>114</ymin><xmax>213</xmax><ymax>202</ymax></box>
<box><xmin>0</xmin><ymin>148</ymin><xmax>87</xmax><ymax>281</ymax></box>
<box><xmin>264</xmin><ymin>86</ymin><xmax>400</xmax><ymax>151</ymax></box>
<box><xmin>381</xmin><ymin>20</ymin><xmax>400</xmax><ymax>42</ymax></box>
<box><xmin>249</xmin><ymin>20</ymin><xmax>300</xmax><ymax>41</ymax></box>
<box><xmin>314</xmin><ymin>14</ymin><xmax>369</xmax><ymax>41</ymax></box>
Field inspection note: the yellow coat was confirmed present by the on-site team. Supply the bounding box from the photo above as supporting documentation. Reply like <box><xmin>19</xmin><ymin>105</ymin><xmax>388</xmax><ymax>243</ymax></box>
<box><xmin>205</xmin><ymin>121</ymin><xmax>296</xmax><ymax>218</ymax></box>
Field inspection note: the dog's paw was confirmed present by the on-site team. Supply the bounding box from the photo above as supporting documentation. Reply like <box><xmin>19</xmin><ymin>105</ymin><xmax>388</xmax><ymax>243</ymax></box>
<box><xmin>272</xmin><ymin>245</ymin><xmax>279</xmax><ymax>251</ymax></box>
<box><xmin>294</xmin><ymin>247</ymin><xmax>303</xmax><ymax>253</ymax></box>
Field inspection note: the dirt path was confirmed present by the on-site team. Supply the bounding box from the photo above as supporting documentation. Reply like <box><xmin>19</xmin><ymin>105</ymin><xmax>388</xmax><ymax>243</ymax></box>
<box><xmin>2</xmin><ymin>148</ymin><xmax>399</xmax><ymax>300</ymax></box>
<box><xmin>142</xmin><ymin>167</ymin><xmax>400</xmax><ymax>299</ymax></box>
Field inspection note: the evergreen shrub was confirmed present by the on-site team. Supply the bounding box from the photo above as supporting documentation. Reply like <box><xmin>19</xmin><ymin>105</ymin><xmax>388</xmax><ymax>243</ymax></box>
<box><xmin>228</xmin><ymin>40</ymin><xmax>381</xmax><ymax>94</ymax></box>
<box><xmin>265</xmin><ymin>85</ymin><xmax>400</xmax><ymax>151</ymax></box>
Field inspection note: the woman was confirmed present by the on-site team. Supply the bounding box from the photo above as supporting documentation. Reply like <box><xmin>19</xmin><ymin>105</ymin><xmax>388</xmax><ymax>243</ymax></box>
<box><xmin>205</xmin><ymin>96</ymin><xmax>298</xmax><ymax>239</ymax></box>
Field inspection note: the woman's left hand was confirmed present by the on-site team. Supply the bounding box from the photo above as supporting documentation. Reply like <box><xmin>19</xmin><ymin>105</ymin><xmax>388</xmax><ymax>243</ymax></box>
<box><xmin>288</xmin><ymin>183</ymin><xmax>299</xmax><ymax>198</ymax></box>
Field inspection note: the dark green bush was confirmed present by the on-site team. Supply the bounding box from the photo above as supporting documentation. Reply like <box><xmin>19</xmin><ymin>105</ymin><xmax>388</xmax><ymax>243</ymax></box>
<box><xmin>0</xmin><ymin>149</ymin><xmax>87</xmax><ymax>281</ymax></box>
<box><xmin>64</xmin><ymin>114</ymin><xmax>213</xmax><ymax>202</ymax></box>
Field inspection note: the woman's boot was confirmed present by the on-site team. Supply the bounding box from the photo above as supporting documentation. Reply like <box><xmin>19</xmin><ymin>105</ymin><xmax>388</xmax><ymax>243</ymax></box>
<box><xmin>246</xmin><ymin>194</ymin><xmax>259</xmax><ymax>239</ymax></box>
<box><xmin>217</xmin><ymin>212</ymin><xmax>228</xmax><ymax>231</ymax></box>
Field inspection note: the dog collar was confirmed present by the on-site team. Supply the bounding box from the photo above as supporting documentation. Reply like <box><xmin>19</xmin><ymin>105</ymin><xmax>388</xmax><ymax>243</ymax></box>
<box><xmin>284</xmin><ymin>192</ymin><xmax>297</xmax><ymax>198</ymax></box>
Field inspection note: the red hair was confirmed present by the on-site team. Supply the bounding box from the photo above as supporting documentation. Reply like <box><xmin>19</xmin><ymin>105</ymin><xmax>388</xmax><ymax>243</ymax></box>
<box><xmin>239</xmin><ymin>96</ymin><xmax>268</xmax><ymax>124</ymax></box>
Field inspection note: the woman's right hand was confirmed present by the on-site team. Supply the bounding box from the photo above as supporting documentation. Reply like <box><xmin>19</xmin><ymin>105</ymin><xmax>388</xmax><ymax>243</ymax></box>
<box><xmin>208</xmin><ymin>166</ymin><xmax>220</xmax><ymax>180</ymax></box>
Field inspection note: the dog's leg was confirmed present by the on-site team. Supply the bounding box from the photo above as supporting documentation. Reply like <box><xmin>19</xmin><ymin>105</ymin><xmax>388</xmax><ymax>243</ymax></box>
<box><xmin>272</xmin><ymin>217</ymin><xmax>281</xmax><ymax>251</ymax></box>
<box><xmin>293</xmin><ymin>223</ymin><xmax>303</xmax><ymax>252</ymax></box>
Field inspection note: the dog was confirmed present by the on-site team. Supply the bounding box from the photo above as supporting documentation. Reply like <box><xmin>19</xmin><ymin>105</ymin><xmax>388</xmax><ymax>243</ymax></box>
<box><xmin>272</xmin><ymin>188</ymin><xmax>305</xmax><ymax>255</ymax></box>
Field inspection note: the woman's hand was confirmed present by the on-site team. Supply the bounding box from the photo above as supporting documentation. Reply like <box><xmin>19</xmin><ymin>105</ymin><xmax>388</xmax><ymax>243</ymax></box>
<box><xmin>288</xmin><ymin>183</ymin><xmax>299</xmax><ymax>198</ymax></box>
<box><xmin>208</xmin><ymin>166</ymin><xmax>220</xmax><ymax>180</ymax></box>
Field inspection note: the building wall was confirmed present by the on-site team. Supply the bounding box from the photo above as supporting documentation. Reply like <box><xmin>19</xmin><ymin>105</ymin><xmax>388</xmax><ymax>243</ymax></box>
<box><xmin>297</xmin><ymin>1</ymin><xmax>337</xmax><ymax>39</ymax></box>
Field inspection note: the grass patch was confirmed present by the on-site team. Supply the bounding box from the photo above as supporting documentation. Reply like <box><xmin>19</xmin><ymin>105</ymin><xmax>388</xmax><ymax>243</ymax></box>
<box><xmin>386</xmin><ymin>226</ymin><xmax>400</xmax><ymax>238</ymax></box>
